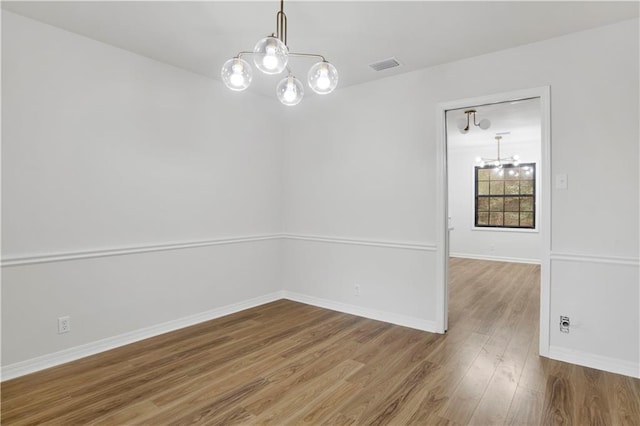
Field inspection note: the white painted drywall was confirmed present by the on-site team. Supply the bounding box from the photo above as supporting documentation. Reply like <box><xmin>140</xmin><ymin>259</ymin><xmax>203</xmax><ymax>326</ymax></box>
<box><xmin>283</xmin><ymin>19</ymin><xmax>639</xmax><ymax>370</ymax></box>
<box><xmin>1</xmin><ymin>11</ymin><xmax>283</xmax><ymax>365</ymax></box>
<box><xmin>448</xmin><ymin>138</ymin><xmax>541</xmax><ymax>263</ymax></box>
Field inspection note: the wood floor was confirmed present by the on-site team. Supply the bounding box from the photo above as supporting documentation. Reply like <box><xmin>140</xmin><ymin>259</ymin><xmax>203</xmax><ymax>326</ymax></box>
<box><xmin>2</xmin><ymin>258</ymin><xmax>640</xmax><ymax>425</ymax></box>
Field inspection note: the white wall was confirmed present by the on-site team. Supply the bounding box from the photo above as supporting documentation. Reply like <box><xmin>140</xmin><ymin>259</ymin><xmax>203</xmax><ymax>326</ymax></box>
<box><xmin>448</xmin><ymin>138</ymin><xmax>541</xmax><ymax>263</ymax></box>
<box><xmin>1</xmin><ymin>11</ymin><xmax>284</xmax><ymax>369</ymax></box>
<box><xmin>282</xmin><ymin>73</ymin><xmax>438</xmax><ymax>328</ymax></box>
<box><xmin>283</xmin><ymin>19</ymin><xmax>639</xmax><ymax>375</ymax></box>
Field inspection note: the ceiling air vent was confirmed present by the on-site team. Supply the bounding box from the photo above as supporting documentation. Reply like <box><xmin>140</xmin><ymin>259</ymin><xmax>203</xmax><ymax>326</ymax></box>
<box><xmin>368</xmin><ymin>57</ymin><xmax>401</xmax><ymax>72</ymax></box>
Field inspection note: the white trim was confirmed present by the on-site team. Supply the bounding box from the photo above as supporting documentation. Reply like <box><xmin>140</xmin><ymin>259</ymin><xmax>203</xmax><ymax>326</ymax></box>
<box><xmin>2</xmin><ymin>234</ymin><xmax>437</xmax><ymax>268</ymax></box>
<box><xmin>548</xmin><ymin>346</ymin><xmax>639</xmax><ymax>379</ymax></box>
<box><xmin>1</xmin><ymin>234</ymin><xmax>282</xmax><ymax>267</ymax></box>
<box><xmin>283</xmin><ymin>291</ymin><xmax>439</xmax><ymax>333</ymax></box>
<box><xmin>435</xmin><ymin>101</ymin><xmax>449</xmax><ymax>333</ymax></box>
<box><xmin>436</xmin><ymin>86</ymin><xmax>552</xmax><ymax>355</ymax></box>
<box><xmin>551</xmin><ymin>252</ymin><xmax>639</xmax><ymax>267</ymax></box>
<box><xmin>468</xmin><ymin>161</ymin><xmax>540</xmax><ymax>233</ymax></box>
<box><xmin>450</xmin><ymin>253</ymin><xmax>541</xmax><ymax>265</ymax></box>
<box><xmin>538</xmin><ymin>86</ymin><xmax>552</xmax><ymax>358</ymax></box>
<box><xmin>281</xmin><ymin>233</ymin><xmax>436</xmax><ymax>252</ymax></box>
<box><xmin>471</xmin><ymin>227</ymin><xmax>539</xmax><ymax>234</ymax></box>
<box><xmin>0</xmin><ymin>291</ymin><xmax>285</xmax><ymax>381</ymax></box>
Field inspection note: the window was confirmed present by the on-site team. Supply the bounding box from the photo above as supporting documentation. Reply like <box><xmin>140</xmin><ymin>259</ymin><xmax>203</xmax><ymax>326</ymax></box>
<box><xmin>475</xmin><ymin>163</ymin><xmax>536</xmax><ymax>229</ymax></box>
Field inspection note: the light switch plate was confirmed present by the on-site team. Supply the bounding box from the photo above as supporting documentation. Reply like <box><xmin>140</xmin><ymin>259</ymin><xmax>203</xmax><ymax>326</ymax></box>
<box><xmin>556</xmin><ymin>174</ymin><xmax>568</xmax><ymax>189</ymax></box>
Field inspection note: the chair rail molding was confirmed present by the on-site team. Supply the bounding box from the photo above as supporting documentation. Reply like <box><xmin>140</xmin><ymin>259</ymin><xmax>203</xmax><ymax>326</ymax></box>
<box><xmin>281</xmin><ymin>233</ymin><xmax>436</xmax><ymax>252</ymax></box>
<box><xmin>1</xmin><ymin>234</ymin><xmax>282</xmax><ymax>267</ymax></box>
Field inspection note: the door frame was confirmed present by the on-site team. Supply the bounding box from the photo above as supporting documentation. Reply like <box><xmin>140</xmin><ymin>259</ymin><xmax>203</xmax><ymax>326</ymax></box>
<box><xmin>435</xmin><ymin>86</ymin><xmax>551</xmax><ymax>357</ymax></box>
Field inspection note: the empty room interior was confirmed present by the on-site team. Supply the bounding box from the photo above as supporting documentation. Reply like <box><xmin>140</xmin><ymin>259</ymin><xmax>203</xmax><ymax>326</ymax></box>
<box><xmin>1</xmin><ymin>1</ymin><xmax>639</xmax><ymax>424</ymax></box>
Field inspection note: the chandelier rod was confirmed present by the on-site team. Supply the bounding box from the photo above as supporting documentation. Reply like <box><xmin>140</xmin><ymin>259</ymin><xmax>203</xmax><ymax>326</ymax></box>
<box><xmin>234</xmin><ymin>50</ymin><xmax>326</xmax><ymax>62</ymax></box>
<box><xmin>277</xmin><ymin>0</ymin><xmax>287</xmax><ymax>46</ymax></box>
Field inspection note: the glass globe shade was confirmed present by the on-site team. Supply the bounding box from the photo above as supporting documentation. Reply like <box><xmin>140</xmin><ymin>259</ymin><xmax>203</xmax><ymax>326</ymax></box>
<box><xmin>478</xmin><ymin>118</ymin><xmax>491</xmax><ymax>130</ymax></box>
<box><xmin>221</xmin><ymin>58</ymin><xmax>252</xmax><ymax>91</ymax></box>
<box><xmin>308</xmin><ymin>61</ymin><xmax>338</xmax><ymax>94</ymax></box>
<box><xmin>457</xmin><ymin>117</ymin><xmax>469</xmax><ymax>134</ymax></box>
<box><xmin>253</xmin><ymin>36</ymin><xmax>288</xmax><ymax>75</ymax></box>
<box><xmin>276</xmin><ymin>75</ymin><xmax>304</xmax><ymax>106</ymax></box>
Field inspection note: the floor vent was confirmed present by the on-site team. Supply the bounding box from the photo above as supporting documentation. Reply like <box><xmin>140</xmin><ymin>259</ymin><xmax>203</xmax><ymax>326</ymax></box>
<box><xmin>368</xmin><ymin>57</ymin><xmax>401</xmax><ymax>72</ymax></box>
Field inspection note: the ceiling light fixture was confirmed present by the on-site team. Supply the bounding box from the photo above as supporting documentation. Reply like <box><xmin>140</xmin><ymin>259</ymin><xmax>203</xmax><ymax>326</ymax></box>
<box><xmin>221</xmin><ymin>0</ymin><xmax>338</xmax><ymax>106</ymax></box>
<box><xmin>475</xmin><ymin>134</ymin><xmax>520</xmax><ymax>175</ymax></box>
<box><xmin>458</xmin><ymin>109</ymin><xmax>491</xmax><ymax>133</ymax></box>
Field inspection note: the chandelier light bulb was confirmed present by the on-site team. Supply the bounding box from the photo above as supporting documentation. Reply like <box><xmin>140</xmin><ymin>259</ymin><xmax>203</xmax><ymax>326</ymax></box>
<box><xmin>494</xmin><ymin>160</ymin><xmax>500</xmax><ymax>166</ymax></box>
<box><xmin>221</xmin><ymin>58</ymin><xmax>252</xmax><ymax>91</ymax></box>
<box><xmin>308</xmin><ymin>61</ymin><xmax>338</xmax><ymax>94</ymax></box>
<box><xmin>317</xmin><ymin>73</ymin><xmax>330</xmax><ymax>90</ymax></box>
<box><xmin>263</xmin><ymin>54</ymin><xmax>278</xmax><ymax>70</ymax></box>
<box><xmin>479</xmin><ymin>161</ymin><xmax>485</xmax><ymax>167</ymax></box>
<box><xmin>254</xmin><ymin>36</ymin><xmax>288</xmax><ymax>75</ymax></box>
<box><xmin>475</xmin><ymin>157</ymin><xmax>482</xmax><ymax>163</ymax></box>
<box><xmin>277</xmin><ymin>74</ymin><xmax>304</xmax><ymax>106</ymax></box>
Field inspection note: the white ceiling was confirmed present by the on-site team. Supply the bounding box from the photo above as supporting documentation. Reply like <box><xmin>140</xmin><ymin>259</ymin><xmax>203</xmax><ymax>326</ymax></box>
<box><xmin>447</xmin><ymin>98</ymin><xmax>541</xmax><ymax>149</ymax></box>
<box><xmin>3</xmin><ymin>1</ymin><xmax>638</xmax><ymax>99</ymax></box>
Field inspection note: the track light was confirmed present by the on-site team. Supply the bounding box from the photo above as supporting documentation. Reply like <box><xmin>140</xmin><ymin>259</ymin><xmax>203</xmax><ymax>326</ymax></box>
<box><xmin>457</xmin><ymin>109</ymin><xmax>491</xmax><ymax>134</ymax></box>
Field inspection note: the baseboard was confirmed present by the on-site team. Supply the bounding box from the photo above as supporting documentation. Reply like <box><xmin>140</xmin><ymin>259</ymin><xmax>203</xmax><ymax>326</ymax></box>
<box><xmin>283</xmin><ymin>291</ymin><xmax>439</xmax><ymax>333</ymax></box>
<box><xmin>1</xmin><ymin>291</ymin><xmax>285</xmax><ymax>381</ymax></box>
<box><xmin>450</xmin><ymin>252</ymin><xmax>541</xmax><ymax>265</ymax></box>
<box><xmin>548</xmin><ymin>345</ymin><xmax>639</xmax><ymax>378</ymax></box>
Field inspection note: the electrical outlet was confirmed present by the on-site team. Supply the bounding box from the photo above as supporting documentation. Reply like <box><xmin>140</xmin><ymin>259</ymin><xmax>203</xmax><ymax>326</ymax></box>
<box><xmin>354</xmin><ymin>284</ymin><xmax>361</xmax><ymax>296</ymax></box>
<box><xmin>58</xmin><ymin>316</ymin><xmax>71</xmax><ymax>334</ymax></box>
<box><xmin>560</xmin><ymin>315</ymin><xmax>570</xmax><ymax>333</ymax></box>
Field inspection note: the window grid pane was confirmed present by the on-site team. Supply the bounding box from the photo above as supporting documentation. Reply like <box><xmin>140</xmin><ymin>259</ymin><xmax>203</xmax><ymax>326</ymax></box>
<box><xmin>475</xmin><ymin>163</ymin><xmax>536</xmax><ymax>229</ymax></box>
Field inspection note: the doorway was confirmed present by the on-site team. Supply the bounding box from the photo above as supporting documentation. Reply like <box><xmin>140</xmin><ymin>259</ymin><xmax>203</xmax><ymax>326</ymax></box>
<box><xmin>435</xmin><ymin>87</ymin><xmax>551</xmax><ymax>357</ymax></box>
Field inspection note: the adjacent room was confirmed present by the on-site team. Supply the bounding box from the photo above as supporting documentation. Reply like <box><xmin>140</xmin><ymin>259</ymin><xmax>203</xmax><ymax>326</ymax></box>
<box><xmin>2</xmin><ymin>1</ymin><xmax>639</xmax><ymax>424</ymax></box>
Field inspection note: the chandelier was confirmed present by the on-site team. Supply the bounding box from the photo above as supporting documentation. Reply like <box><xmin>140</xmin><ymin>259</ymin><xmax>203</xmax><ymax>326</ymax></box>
<box><xmin>220</xmin><ymin>0</ymin><xmax>338</xmax><ymax>106</ymax></box>
<box><xmin>457</xmin><ymin>109</ymin><xmax>491</xmax><ymax>133</ymax></box>
<box><xmin>476</xmin><ymin>134</ymin><xmax>520</xmax><ymax>176</ymax></box>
